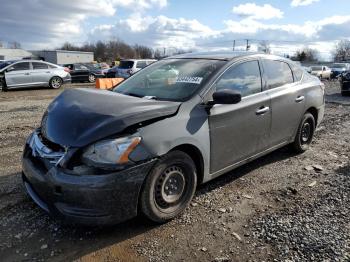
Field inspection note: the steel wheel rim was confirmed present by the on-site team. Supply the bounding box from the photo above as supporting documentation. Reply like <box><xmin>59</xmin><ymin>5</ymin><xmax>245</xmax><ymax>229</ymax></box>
<box><xmin>301</xmin><ymin>122</ymin><xmax>311</xmax><ymax>143</ymax></box>
<box><xmin>52</xmin><ymin>78</ymin><xmax>61</xmax><ymax>88</ymax></box>
<box><xmin>155</xmin><ymin>166</ymin><xmax>186</xmax><ymax>208</ymax></box>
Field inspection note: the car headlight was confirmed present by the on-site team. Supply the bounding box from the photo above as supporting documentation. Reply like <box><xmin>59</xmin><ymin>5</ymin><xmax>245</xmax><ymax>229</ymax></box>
<box><xmin>82</xmin><ymin>136</ymin><xmax>141</xmax><ymax>167</ymax></box>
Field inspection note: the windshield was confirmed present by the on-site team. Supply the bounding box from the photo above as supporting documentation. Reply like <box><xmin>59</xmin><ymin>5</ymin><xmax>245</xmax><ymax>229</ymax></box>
<box><xmin>332</xmin><ymin>64</ymin><xmax>346</xmax><ymax>69</ymax></box>
<box><xmin>113</xmin><ymin>59</ymin><xmax>226</xmax><ymax>102</ymax></box>
<box><xmin>311</xmin><ymin>66</ymin><xmax>322</xmax><ymax>71</ymax></box>
<box><xmin>0</xmin><ymin>61</ymin><xmax>14</xmax><ymax>70</ymax></box>
<box><xmin>119</xmin><ymin>61</ymin><xmax>134</xmax><ymax>69</ymax></box>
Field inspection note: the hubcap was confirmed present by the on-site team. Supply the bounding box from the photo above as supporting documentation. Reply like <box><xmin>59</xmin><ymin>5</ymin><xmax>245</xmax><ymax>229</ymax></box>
<box><xmin>52</xmin><ymin>78</ymin><xmax>61</xmax><ymax>88</ymax></box>
<box><xmin>155</xmin><ymin>166</ymin><xmax>186</xmax><ymax>207</ymax></box>
<box><xmin>301</xmin><ymin>122</ymin><xmax>311</xmax><ymax>143</ymax></box>
<box><xmin>89</xmin><ymin>75</ymin><xmax>95</xmax><ymax>82</ymax></box>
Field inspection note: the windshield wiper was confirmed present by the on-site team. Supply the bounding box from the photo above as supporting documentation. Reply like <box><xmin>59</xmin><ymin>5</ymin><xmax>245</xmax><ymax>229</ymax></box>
<box><xmin>122</xmin><ymin>92</ymin><xmax>143</xmax><ymax>98</ymax></box>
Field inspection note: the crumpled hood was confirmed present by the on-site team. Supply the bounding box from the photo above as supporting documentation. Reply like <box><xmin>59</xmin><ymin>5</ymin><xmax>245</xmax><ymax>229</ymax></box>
<box><xmin>41</xmin><ymin>88</ymin><xmax>180</xmax><ymax>147</ymax></box>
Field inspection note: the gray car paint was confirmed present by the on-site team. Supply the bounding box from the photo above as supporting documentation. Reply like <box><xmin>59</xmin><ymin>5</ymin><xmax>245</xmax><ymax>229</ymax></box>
<box><xmin>132</xmin><ymin>53</ymin><xmax>324</xmax><ymax>184</ymax></box>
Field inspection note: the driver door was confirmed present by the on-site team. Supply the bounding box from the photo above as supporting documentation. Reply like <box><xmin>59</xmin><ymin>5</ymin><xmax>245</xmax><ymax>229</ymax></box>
<box><xmin>5</xmin><ymin>62</ymin><xmax>32</xmax><ymax>87</ymax></box>
<box><xmin>208</xmin><ymin>60</ymin><xmax>271</xmax><ymax>173</ymax></box>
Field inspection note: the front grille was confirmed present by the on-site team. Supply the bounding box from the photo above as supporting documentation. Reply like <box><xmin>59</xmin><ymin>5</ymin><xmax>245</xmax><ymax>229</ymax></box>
<box><xmin>40</xmin><ymin>133</ymin><xmax>64</xmax><ymax>152</ymax></box>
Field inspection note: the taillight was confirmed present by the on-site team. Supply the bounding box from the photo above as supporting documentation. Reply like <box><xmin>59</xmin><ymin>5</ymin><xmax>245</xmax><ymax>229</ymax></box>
<box><xmin>64</xmin><ymin>67</ymin><xmax>71</xmax><ymax>73</ymax></box>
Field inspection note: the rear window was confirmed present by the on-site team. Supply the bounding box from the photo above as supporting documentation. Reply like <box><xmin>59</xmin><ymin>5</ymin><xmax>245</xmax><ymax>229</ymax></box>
<box><xmin>32</xmin><ymin>62</ymin><xmax>49</xmax><ymax>70</ymax></box>
<box><xmin>263</xmin><ymin>60</ymin><xmax>294</xmax><ymax>89</ymax></box>
<box><xmin>119</xmin><ymin>61</ymin><xmax>134</xmax><ymax>69</ymax></box>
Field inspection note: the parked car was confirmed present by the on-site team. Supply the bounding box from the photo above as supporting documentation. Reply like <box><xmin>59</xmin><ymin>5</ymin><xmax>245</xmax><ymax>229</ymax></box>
<box><xmin>0</xmin><ymin>60</ymin><xmax>70</xmax><ymax>91</ymax></box>
<box><xmin>310</xmin><ymin>65</ymin><xmax>332</xmax><ymax>80</ymax></box>
<box><xmin>330</xmin><ymin>63</ymin><xmax>350</xmax><ymax>79</ymax></box>
<box><xmin>111</xmin><ymin>59</ymin><xmax>157</xmax><ymax>78</ymax></box>
<box><xmin>22</xmin><ymin>52</ymin><xmax>325</xmax><ymax>225</ymax></box>
<box><xmin>339</xmin><ymin>71</ymin><xmax>350</xmax><ymax>96</ymax></box>
<box><xmin>63</xmin><ymin>63</ymin><xmax>104</xmax><ymax>83</ymax></box>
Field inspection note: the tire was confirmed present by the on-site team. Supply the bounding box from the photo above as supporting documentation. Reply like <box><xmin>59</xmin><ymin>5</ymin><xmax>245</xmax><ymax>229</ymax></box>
<box><xmin>49</xmin><ymin>76</ymin><xmax>63</xmax><ymax>89</ymax></box>
<box><xmin>140</xmin><ymin>150</ymin><xmax>197</xmax><ymax>223</ymax></box>
<box><xmin>0</xmin><ymin>78</ymin><xmax>7</xmax><ymax>92</ymax></box>
<box><xmin>88</xmin><ymin>74</ymin><xmax>96</xmax><ymax>83</ymax></box>
<box><xmin>291</xmin><ymin>113</ymin><xmax>315</xmax><ymax>153</ymax></box>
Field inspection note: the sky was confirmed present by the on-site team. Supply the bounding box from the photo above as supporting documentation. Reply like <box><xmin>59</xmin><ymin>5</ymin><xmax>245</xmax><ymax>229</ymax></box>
<box><xmin>0</xmin><ymin>0</ymin><xmax>350</xmax><ymax>60</ymax></box>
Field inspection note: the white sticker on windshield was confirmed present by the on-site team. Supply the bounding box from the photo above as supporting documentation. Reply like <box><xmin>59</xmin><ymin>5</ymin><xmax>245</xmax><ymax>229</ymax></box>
<box><xmin>176</xmin><ymin>76</ymin><xmax>203</xmax><ymax>84</ymax></box>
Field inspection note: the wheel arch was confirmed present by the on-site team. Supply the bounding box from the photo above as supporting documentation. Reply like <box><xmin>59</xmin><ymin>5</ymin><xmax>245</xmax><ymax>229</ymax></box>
<box><xmin>306</xmin><ymin>107</ymin><xmax>318</xmax><ymax>126</ymax></box>
<box><xmin>169</xmin><ymin>144</ymin><xmax>204</xmax><ymax>185</ymax></box>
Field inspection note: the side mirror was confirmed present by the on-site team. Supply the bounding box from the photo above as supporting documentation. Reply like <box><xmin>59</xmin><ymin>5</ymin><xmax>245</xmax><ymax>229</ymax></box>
<box><xmin>209</xmin><ymin>89</ymin><xmax>242</xmax><ymax>105</ymax></box>
<box><xmin>6</xmin><ymin>67</ymin><xmax>14</xmax><ymax>72</ymax></box>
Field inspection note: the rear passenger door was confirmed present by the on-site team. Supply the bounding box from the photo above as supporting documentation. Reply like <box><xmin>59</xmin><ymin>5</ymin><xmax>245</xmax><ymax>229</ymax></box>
<box><xmin>262</xmin><ymin>59</ymin><xmax>305</xmax><ymax>146</ymax></box>
<box><xmin>208</xmin><ymin>60</ymin><xmax>271</xmax><ymax>173</ymax></box>
<box><xmin>31</xmin><ymin>62</ymin><xmax>51</xmax><ymax>85</ymax></box>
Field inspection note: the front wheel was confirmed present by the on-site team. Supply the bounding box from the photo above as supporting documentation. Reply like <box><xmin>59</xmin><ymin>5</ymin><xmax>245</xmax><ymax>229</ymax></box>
<box><xmin>49</xmin><ymin>76</ymin><xmax>62</xmax><ymax>89</ymax></box>
<box><xmin>0</xmin><ymin>78</ymin><xmax>7</xmax><ymax>91</ymax></box>
<box><xmin>291</xmin><ymin>113</ymin><xmax>315</xmax><ymax>153</ymax></box>
<box><xmin>140</xmin><ymin>151</ymin><xmax>197</xmax><ymax>223</ymax></box>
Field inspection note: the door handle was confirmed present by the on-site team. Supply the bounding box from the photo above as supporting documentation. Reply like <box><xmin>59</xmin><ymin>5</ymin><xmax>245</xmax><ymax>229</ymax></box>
<box><xmin>256</xmin><ymin>106</ymin><xmax>270</xmax><ymax>115</ymax></box>
<box><xmin>295</xmin><ymin>96</ymin><xmax>305</xmax><ymax>103</ymax></box>
<box><xmin>45</xmin><ymin>71</ymin><xmax>50</xmax><ymax>73</ymax></box>
<box><xmin>24</xmin><ymin>73</ymin><xmax>30</xmax><ymax>75</ymax></box>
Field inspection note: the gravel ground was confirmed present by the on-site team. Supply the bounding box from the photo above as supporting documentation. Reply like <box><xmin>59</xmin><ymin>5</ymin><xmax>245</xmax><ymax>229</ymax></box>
<box><xmin>0</xmin><ymin>81</ymin><xmax>349</xmax><ymax>261</ymax></box>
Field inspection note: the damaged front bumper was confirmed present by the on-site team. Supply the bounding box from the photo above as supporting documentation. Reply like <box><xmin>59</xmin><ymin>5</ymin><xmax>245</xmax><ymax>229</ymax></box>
<box><xmin>22</xmin><ymin>133</ymin><xmax>156</xmax><ymax>225</ymax></box>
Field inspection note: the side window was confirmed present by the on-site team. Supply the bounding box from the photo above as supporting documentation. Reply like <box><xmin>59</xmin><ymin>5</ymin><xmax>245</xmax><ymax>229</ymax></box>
<box><xmin>32</xmin><ymin>62</ymin><xmax>49</xmax><ymax>70</ymax></box>
<box><xmin>11</xmin><ymin>62</ymin><xmax>30</xmax><ymax>71</ymax></box>
<box><xmin>74</xmin><ymin>64</ymin><xmax>87</xmax><ymax>70</ymax></box>
<box><xmin>136</xmin><ymin>61</ymin><xmax>147</xmax><ymax>69</ymax></box>
<box><xmin>264</xmin><ymin>60</ymin><xmax>294</xmax><ymax>89</ymax></box>
<box><xmin>215</xmin><ymin>60</ymin><xmax>262</xmax><ymax>97</ymax></box>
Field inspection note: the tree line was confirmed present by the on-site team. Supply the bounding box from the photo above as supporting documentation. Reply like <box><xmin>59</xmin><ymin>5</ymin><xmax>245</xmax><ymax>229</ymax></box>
<box><xmin>60</xmin><ymin>40</ymin><xmax>156</xmax><ymax>62</ymax></box>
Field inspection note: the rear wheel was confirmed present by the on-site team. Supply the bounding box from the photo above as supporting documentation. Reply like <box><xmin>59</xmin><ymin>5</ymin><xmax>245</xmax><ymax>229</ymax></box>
<box><xmin>140</xmin><ymin>151</ymin><xmax>197</xmax><ymax>223</ymax></box>
<box><xmin>291</xmin><ymin>112</ymin><xmax>315</xmax><ymax>153</ymax></box>
<box><xmin>49</xmin><ymin>76</ymin><xmax>62</xmax><ymax>89</ymax></box>
<box><xmin>88</xmin><ymin>74</ymin><xmax>96</xmax><ymax>83</ymax></box>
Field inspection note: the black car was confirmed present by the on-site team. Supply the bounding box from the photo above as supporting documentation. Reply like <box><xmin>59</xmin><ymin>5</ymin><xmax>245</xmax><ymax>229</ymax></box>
<box><xmin>339</xmin><ymin>71</ymin><xmax>350</xmax><ymax>96</ymax></box>
<box><xmin>63</xmin><ymin>63</ymin><xmax>104</xmax><ymax>83</ymax></box>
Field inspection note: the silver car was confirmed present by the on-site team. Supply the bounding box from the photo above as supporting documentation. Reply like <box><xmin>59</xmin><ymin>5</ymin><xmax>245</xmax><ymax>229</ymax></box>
<box><xmin>0</xmin><ymin>60</ymin><xmax>71</xmax><ymax>91</ymax></box>
<box><xmin>22</xmin><ymin>52</ymin><xmax>325</xmax><ymax>225</ymax></box>
<box><xmin>113</xmin><ymin>59</ymin><xmax>157</xmax><ymax>78</ymax></box>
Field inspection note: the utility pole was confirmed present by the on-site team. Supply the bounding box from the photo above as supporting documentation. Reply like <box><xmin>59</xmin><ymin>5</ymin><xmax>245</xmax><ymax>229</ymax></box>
<box><xmin>233</xmin><ymin>40</ymin><xmax>236</xmax><ymax>51</ymax></box>
<box><xmin>246</xmin><ymin>39</ymin><xmax>250</xmax><ymax>51</ymax></box>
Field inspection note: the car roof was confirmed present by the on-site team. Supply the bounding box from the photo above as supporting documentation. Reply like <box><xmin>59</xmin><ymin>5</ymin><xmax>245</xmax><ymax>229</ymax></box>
<box><xmin>167</xmin><ymin>51</ymin><xmax>264</xmax><ymax>61</ymax></box>
<box><xmin>166</xmin><ymin>51</ymin><xmax>290</xmax><ymax>62</ymax></box>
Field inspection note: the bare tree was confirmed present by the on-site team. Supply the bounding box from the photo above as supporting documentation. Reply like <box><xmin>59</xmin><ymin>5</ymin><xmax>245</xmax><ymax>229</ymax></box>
<box><xmin>333</xmin><ymin>40</ymin><xmax>350</xmax><ymax>62</ymax></box>
<box><xmin>258</xmin><ymin>40</ymin><xmax>271</xmax><ymax>54</ymax></box>
<box><xmin>8</xmin><ymin>41</ymin><xmax>21</xmax><ymax>49</ymax></box>
<box><xmin>293</xmin><ymin>47</ymin><xmax>319</xmax><ymax>62</ymax></box>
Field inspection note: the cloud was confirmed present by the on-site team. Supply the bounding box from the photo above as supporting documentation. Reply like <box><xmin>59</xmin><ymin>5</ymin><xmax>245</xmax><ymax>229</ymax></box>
<box><xmin>291</xmin><ymin>0</ymin><xmax>320</xmax><ymax>7</ymax></box>
<box><xmin>90</xmin><ymin>15</ymin><xmax>220</xmax><ymax>50</ymax></box>
<box><xmin>232</xmin><ymin>3</ymin><xmax>284</xmax><ymax>20</ymax></box>
<box><xmin>0</xmin><ymin>0</ymin><xmax>167</xmax><ymax>49</ymax></box>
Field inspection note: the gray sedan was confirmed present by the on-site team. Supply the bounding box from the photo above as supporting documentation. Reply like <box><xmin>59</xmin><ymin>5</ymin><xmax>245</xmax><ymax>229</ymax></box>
<box><xmin>22</xmin><ymin>52</ymin><xmax>325</xmax><ymax>225</ymax></box>
<box><xmin>0</xmin><ymin>60</ymin><xmax>71</xmax><ymax>91</ymax></box>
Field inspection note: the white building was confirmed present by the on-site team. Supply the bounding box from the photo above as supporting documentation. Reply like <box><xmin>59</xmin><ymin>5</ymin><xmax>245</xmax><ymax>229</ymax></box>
<box><xmin>31</xmin><ymin>50</ymin><xmax>94</xmax><ymax>65</ymax></box>
<box><xmin>0</xmin><ymin>48</ymin><xmax>33</xmax><ymax>60</ymax></box>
